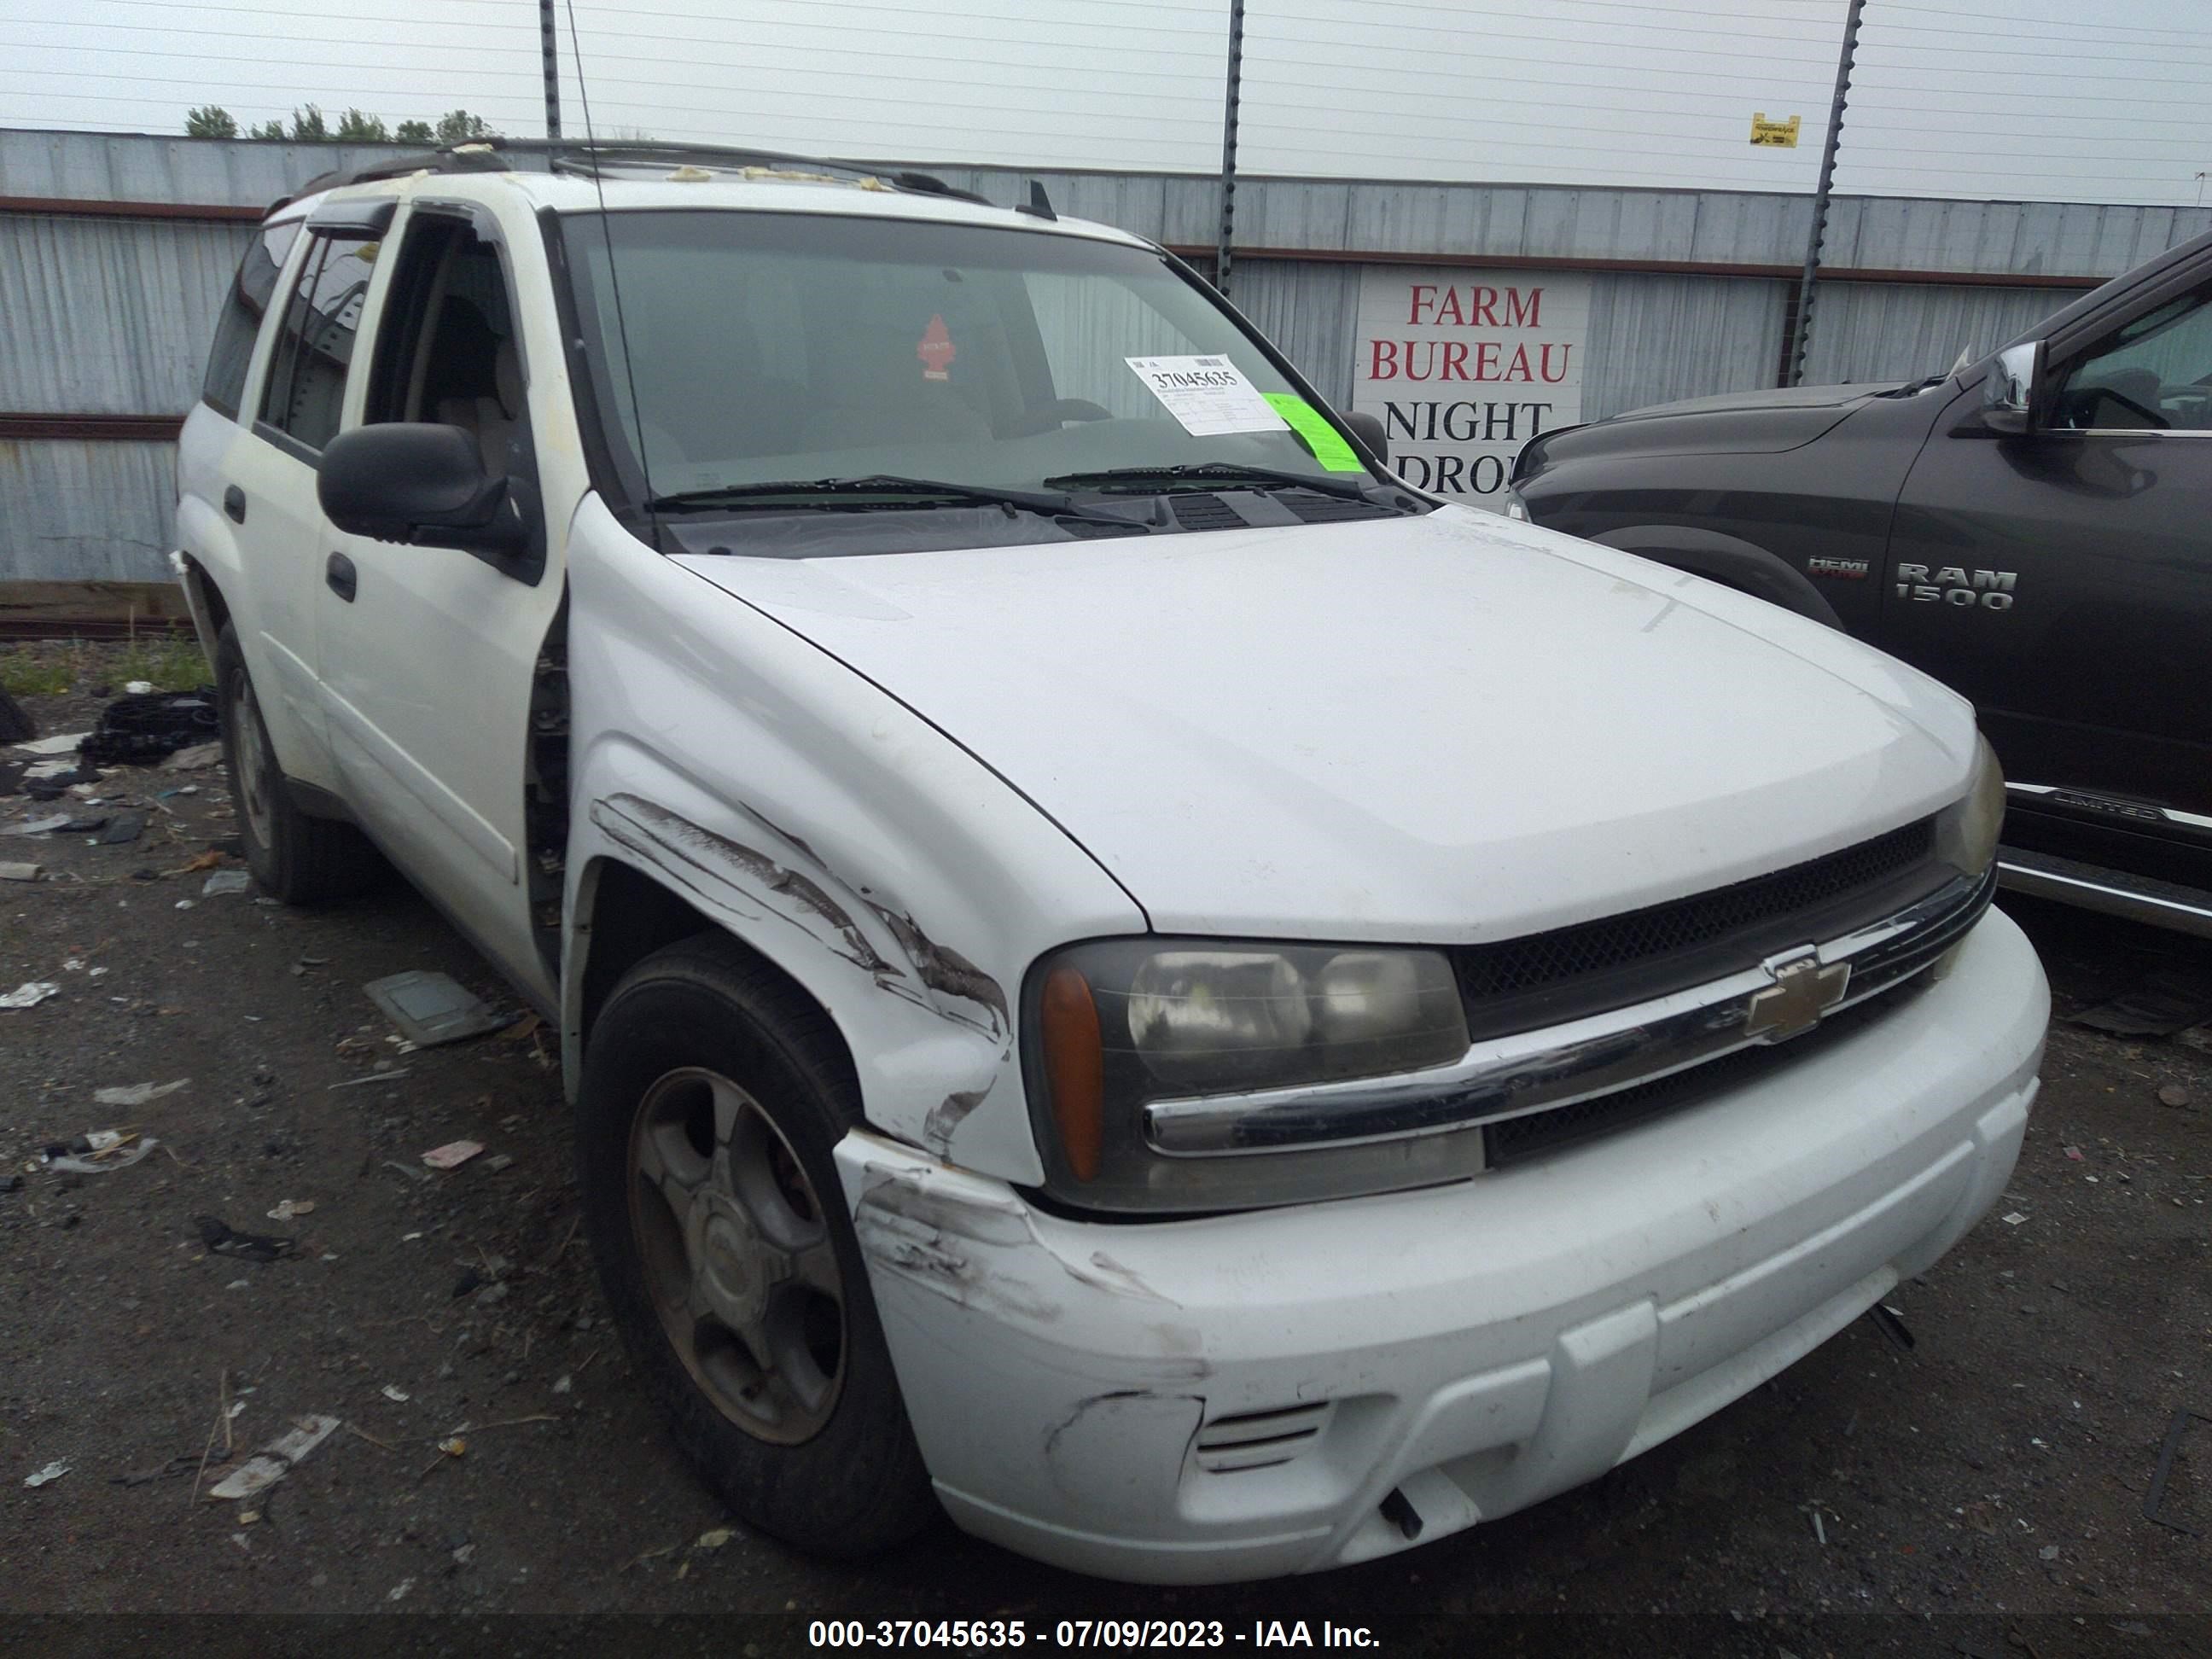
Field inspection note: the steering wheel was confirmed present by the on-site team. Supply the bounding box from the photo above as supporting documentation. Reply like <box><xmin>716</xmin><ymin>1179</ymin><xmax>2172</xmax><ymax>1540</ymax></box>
<box><xmin>1002</xmin><ymin>399</ymin><xmax>1115</xmax><ymax>439</ymax></box>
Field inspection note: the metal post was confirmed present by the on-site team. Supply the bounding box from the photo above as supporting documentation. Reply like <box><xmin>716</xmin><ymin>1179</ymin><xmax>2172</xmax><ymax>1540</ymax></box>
<box><xmin>1214</xmin><ymin>0</ymin><xmax>1245</xmax><ymax>296</ymax></box>
<box><xmin>539</xmin><ymin>0</ymin><xmax>563</xmax><ymax>142</ymax></box>
<box><xmin>1784</xmin><ymin>0</ymin><xmax>1864</xmax><ymax>387</ymax></box>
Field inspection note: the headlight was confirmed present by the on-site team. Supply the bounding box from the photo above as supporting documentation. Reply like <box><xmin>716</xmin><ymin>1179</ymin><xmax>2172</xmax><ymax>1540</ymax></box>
<box><xmin>1027</xmin><ymin>938</ymin><xmax>1470</xmax><ymax>1212</ymax></box>
<box><xmin>1936</xmin><ymin>735</ymin><xmax>2005</xmax><ymax>877</ymax></box>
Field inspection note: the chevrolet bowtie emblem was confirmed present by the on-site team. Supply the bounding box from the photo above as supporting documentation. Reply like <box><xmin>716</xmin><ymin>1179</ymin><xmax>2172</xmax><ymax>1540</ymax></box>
<box><xmin>1744</xmin><ymin>950</ymin><xmax>1851</xmax><ymax>1042</ymax></box>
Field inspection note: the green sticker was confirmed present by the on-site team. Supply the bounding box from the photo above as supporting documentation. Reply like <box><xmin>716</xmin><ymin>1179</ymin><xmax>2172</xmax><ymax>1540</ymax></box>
<box><xmin>1261</xmin><ymin>393</ymin><xmax>1367</xmax><ymax>472</ymax></box>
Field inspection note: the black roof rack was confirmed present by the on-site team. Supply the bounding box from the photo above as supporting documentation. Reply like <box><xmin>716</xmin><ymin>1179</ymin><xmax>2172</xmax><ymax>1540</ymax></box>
<box><xmin>543</xmin><ymin>140</ymin><xmax>992</xmax><ymax>207</ymax></box>
<box><xmin>275</xmin><ymin>141</ymin><xmax>514</xmax><ymax>212</ymax></box>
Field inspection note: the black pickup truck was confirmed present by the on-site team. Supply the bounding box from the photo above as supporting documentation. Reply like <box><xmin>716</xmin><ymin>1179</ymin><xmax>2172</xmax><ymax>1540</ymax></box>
<box><xmin>1511</xmin><ymin>229</ymin><xmax>2212</xmax><ymax>939</ymax></box>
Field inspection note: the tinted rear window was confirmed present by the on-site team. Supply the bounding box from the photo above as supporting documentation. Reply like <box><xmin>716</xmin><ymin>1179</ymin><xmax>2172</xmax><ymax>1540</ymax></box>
<box><xmin>201</xmin><ymin>222</ymin><xmax>300</xmax><ymax>420</ymax></box>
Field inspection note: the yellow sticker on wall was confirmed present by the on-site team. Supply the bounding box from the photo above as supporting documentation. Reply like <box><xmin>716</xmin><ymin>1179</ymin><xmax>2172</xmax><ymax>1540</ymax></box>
<box><xmin>1260</xmin><ymin>393</ymin><xmax>1366</xmax><ymax>472</ymax></box>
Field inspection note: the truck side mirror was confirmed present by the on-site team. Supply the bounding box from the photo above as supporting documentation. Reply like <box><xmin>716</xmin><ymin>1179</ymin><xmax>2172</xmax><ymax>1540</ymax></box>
<box><xmin>1980</xmin><ymin>340</ymin><xmax>2042</xmax><ymax>436</ymax></box>
<box><xmin>317</xmin><ymin>422</ymin><xmax>527</xmax><ymax>555</ymax></box>
<box><xmin>1342</xmin><ymin>409</ymin><xmax>1388</xmax><ymax>463</ymax></box>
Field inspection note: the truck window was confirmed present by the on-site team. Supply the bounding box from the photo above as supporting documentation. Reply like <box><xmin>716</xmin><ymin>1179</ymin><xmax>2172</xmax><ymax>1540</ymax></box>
<box><xmin>2054</xmin><ymin>283</ymin><xmax>2212</xmax><ymax>433</ymax></box>
<box><xmin>364</xmin><ymin>216</ymin><xmax>526</xmax><ymax>479</ymax></box>
<box><xmin>202</xmin><ymin>221</ymin><xmax>300</xmax><ymax>420</ymax></box>
<box><xmin>258</xmin><ymin>233</ymin><xmax>377</xmax><ymax>453</ymax></box>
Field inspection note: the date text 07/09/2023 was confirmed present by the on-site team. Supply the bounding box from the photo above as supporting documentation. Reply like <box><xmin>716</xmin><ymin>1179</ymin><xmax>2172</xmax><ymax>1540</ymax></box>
<box><xmin>807</xmin><ymin>1620</ymin><xmax>1381</xmax><ymax>1650</ymax></box>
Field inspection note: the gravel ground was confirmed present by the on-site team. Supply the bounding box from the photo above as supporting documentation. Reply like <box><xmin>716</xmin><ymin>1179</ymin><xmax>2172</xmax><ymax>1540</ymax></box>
<box><xmin>2</xmin><ymin>656</ymin><xmax>2209</xmax><ymax>1651</ymax></box>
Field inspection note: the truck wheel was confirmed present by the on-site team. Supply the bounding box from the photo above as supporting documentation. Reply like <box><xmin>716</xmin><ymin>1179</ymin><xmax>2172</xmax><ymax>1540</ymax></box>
<box><xmin>577</xmin><ymin>934</ymin><xmax>934</xmax><ymax>1557</ymax></box>
<box><xmin>214</xmin><ymin>621</ymin><xmax>381</xmax><ymax>903</ymax></box>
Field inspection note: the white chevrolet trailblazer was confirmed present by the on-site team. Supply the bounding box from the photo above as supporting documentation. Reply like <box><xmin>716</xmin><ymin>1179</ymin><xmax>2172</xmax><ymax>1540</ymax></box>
<box><xmin>173</xmin><ymin>142</ymin><xmax>2048</xmax><ymax>1584</ymax></box>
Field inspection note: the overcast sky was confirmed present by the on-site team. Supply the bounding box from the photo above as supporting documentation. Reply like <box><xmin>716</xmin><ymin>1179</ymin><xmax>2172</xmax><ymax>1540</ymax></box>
<box><xmin>5</xmin><ymin>0</ymin><xmax>2209</xmax><ymax>207</ymax></box>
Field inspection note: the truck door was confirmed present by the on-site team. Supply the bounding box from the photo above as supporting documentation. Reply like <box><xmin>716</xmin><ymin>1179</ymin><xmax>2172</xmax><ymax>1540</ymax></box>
<box><xmin>1883</xmin><ymin>276</ymin><xmax>2212</xmax><ymax>835</ymax></box>
<box><xmin>313</xmin><ymin>202</ymin><xmax>568</xmax><ymax>1006</ymax></box>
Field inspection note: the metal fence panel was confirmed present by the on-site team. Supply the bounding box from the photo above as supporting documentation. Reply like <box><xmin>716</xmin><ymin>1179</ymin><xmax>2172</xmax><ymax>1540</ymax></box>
<box><xmin>0</xmin><ymin>439</ymin><xmax>174</xmax><ymax>583</ymax></box>
<box><xmin>1801</xmin><ymin>282</ymin><xmax>2080</xmax><ymax>387</ymax></box>
<box><xmin>0</xmin><ymin>213</ymin><xmax>248</xmax><ymax>415</ymax></box>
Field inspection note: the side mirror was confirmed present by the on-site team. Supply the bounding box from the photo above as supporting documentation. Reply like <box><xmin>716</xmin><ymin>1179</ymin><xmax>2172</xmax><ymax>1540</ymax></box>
<box><xmin>1981</xmin><ymin>340</ymin><xmax>2042</xmax><ymax>436</ymax></box>
<box><xmin>317</xmin><ymin>423</ymin><xmax>524</xmax><ymax>554</ymax></box>
<box><xmin>1341</xmin><ymin>408</ymin><xmax>1388</xmax><ymax>463</ymax></box>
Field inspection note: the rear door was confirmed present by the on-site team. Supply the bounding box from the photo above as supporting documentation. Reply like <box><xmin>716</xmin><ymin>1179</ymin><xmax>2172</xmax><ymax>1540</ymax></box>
<box><xmin>1884</xmin><ymin>274</ymin><xmax>2212</xmax><ymax>836</ymax></box>
<box><xmin>312</xmin><ymin>199</ymin><xmax>568</xmax><ymax>1004</ymax></box>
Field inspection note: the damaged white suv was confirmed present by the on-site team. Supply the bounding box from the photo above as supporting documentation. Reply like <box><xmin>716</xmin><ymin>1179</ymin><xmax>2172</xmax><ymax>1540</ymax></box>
<box><xmin>175</xmin><ymin>142</ymin><xmax>2047</xmax><ymax>1583</ymax></box>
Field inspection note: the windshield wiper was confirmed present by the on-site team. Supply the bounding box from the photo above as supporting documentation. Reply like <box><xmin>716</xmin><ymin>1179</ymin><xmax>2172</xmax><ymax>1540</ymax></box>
<box><xmin>648</xmin><ymin>474</ymin><xmax>1142</xmax><ymax>527</ymax></box>
<box><xmin>1043</xmin><ymin>463</ymin><xmax>1379</xmax><ymax>503</ymax></box>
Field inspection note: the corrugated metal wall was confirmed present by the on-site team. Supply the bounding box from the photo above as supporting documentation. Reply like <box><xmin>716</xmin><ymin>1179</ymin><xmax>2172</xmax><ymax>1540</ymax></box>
<box><xmin>6</xmin><ymin>129</ymin><xmax>2211</xmax><ymax>583</ymax></box>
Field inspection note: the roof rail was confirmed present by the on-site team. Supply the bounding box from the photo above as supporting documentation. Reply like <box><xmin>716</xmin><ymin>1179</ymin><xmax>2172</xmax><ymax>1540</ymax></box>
<box><xmin>544</xmin><ymin>140</ymin><xmax>991</xmax><ymax>207</ymax></box>
<box><xmin>275</xmin><ymin>140</ymin><xmax>515</xmax><ymax>212</ymax></box>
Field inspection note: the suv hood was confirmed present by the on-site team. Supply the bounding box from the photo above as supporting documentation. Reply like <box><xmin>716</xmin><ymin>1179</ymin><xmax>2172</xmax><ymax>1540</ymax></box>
<box><xmin>673</xmin><ymin>507</ymin><xmax>1974</xmax><ymax>942</ymax></box>
<box><xmin>1530</xmin><ymin>380</ymin><xmax>1908</xmax><ymax>465</ymax></box>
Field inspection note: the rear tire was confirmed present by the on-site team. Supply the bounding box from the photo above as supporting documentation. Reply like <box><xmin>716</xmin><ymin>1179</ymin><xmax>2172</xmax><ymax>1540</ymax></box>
<box><xmin>578</xmin><ymin>933</ymin><xmax>935</xmax><ymax>1557</ymax></box>
<box><xmin>214</xmin><ymin>620</ymin><xmax>381</xmax><ymax>904</ymax></box>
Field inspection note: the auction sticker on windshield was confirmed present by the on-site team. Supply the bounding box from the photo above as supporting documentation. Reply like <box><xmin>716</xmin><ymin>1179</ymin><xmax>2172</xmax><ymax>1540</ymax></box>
<box><xmin>1126</xmin><ymin>355</ymin><xmax>1289</xmax><ymax>437</ymax></box>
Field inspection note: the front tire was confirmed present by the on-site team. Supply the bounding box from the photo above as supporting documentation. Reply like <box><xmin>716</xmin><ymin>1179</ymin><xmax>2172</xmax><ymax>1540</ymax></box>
<box><xmin>577</xmin><ymin>934</ymin><xmax>934</xmax><ymax>1557</ymax></box>
<box><xmin>214</xmin><ymin>620</ymin><xmax>381</xmax><ymax>903</ymax></box>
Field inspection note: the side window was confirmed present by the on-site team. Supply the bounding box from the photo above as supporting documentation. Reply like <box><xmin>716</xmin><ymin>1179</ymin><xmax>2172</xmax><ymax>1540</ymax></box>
<box><xmin>2054</xmin><ymin>283</ymin><xmax>2212</xmax><ymax>433</ymax></box>
<box><xmin>258</xmin><ymin>234</ymin><xmax>377</xmax><ymax>452</ymax></box>
<box><xmin>364</xmin><ymin>217</ymin><xmax>529</xmax><ymax>478</ymax></box>
<box><xmin>202</xmin><ymin>221</ymin><xmax>300</xmax><ymax>419</ymax></box>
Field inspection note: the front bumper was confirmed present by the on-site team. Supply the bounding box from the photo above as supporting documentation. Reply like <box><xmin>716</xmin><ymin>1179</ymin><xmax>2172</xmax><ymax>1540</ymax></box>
<box><xmin>835</xmin><ymin>906</ymin><xmax>2047</xmax><ymax>1584</ymax></box>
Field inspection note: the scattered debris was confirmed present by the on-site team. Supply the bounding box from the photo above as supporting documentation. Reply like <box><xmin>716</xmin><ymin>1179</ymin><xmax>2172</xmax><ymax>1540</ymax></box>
<box><xmin>93</xmin><ymin>1079</ymin><xmax>190</xmax><ymax>1108</ymax></box>
<box><xmin>265</xmin><ymin>1199</ymin><xmax>315</xmax><ymax>1221</ymax></box>
<box><xmin>110</xmin><ymin>1455</ymin><xmax>199</xmax><ymax>1487</ymax></box>
<box><xmin>2001</xmin><ymin>1211</ymin><xmax>2028</xmax><ymax>1226</ymax></box>
<box><xmin>92</xmin><ymin>812</ymin><xmax>145</xmax><ymax>846</ymax></box>
<box><xmin>83</xmin><ymin>691</ymin><xmax>218</xmax><ymax>765</ymax></box>
<box><xmin>201</xmin><ymin>870</ymin><xmax>251</xmax><ymax>897</ymax></box>
<box><xmin>386</xmin><ymin>1577</ymin><xmax>416</xmax><ymax>1604</ymax></box>
<box><xmin>43</xmin><ymin>1132</ymin><xmax>160</xmax><ymax>1175</ymax></box>
<box><xmin>206</xmin><ymin>1414</ymin><xmax>341</xmax><ymax>1501</ymax></box>
<box><xmin>381</xmin><ymin>1385</ymin><xmax>410</xmax><ymax>1404</ymax></box>
<box><xmin>162</xmin><ymin>742</ymin><xmax>224</xmax><ymax>772</ymax></box>
<box><xmin>366</xmin><ymin>970</ymin><xmax>507</xmax><ymax>1046</ymax></box>
<box><xmin>422</xmin><ymin>1138</ymin><xmax>485</xmax><ymax>1171</ymax></box>
<box><xmin>2143</xmin><ymin>1407</ymin><xmax>2210</xmax><ymax>1535</ymax></box>
<box><xmin>0</xmin><ymin>861</ymin><xmax>38</xmax><ymax>882</ymax></box>
<box><xmin>2040</xmin><ymin>1544</ymin><xmax>2061</xmax><ymax>1560</ymax></box>
<box><xmin>1</xmin><ymin>981</ymin><xmax>61</xmax><ymax>1010</ymax></box>
<box><xmin>181</xmin><ymin>849</ymin><xmax>227</xmax><ymax>872</ymax></box>
<box><xmin>452</xmin><ymin>1543</ymin><xmax>476</xmax><ymax>1566</ymax></box>
<box><xmin>696</xmin><ymin>1527</ymin><xmax>735</xmax><ymax>1551</ymax></box>
<box><xmin>2158</xmin><ymin>1084</ymin><xmax>2192</xmax><ymax>1109</ymax></box>
<box><xmin>195</xmin><ymin>1215</ymin><xmax>297</xmax><ymax>1263</ymax></box>
<box><xmin>2064</xmin><ymin>1145</ymin><xmax>2085</xmax><ymax>1161</ymax></box>
<box><xmin>552</xmin><ymin>1374</ymin><xmax>573</xmax><ymax>1395</ymax></box>
<box><xmin>23</xmin><ymin>1460</ymin><xmax>69</xmax><ymax>1488</ymax></box>
<box><xmin>485</xmin><ymin>1153</ymin><xmax>515</xmax><ymax>1173</ymax></box>
<box><xmin>2</xmin><ymin>815</ymin><xmax>72</xmax><ymax>837</ymax></box>
<box><xmin>2071</xmin><ymin>973</ymin><xmax>2212</xmax><ymax>1039</ymax></box>
<box><xmin>0</xmin><ymin>1174</ymin><xmax>22</xmax><ymax>1193</ymax></box>
<box><xmin>327</xmin><ymin>1069</ymin><xmax>410</xmax><ymax>1091</ymax></box>
<box><xmin>384</xmin><ymin>1159</ymin><xmax>433</xmax><ymax>1185</ymax></box>
<box><xmin>12</xmin><ymin>732</ymin><xmax>90</xmax><ymax>756</ymax></box>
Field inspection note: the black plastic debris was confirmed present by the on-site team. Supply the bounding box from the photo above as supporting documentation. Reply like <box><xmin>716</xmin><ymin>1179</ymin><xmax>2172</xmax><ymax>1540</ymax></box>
<box><xmin>0</xmin><ymin>686</ymin><xmax>32</xmax><ymax>745</ymax></box>
<box><xmin>2071</xmin><ymin>972</ymin><xmax>2212</xmax><ymax>1038</ymax></box>
<box><xmin>80</xmin><ymin>688</ymin><xmax>219</xmax><ymax>766</ymax></box>
<box><xmin>195</xmin><ymin>1214</ymin><xmax>297</xmax><ymax>1262</ymax></box>
<box><xmin>93</xmin><ymin>813</ymin><xmax>145</xmax><ymax>846</ymax></box>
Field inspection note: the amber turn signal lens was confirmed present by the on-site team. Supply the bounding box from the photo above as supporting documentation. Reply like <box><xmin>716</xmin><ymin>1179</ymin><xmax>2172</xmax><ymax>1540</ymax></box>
<box><xmin>1040</xmin><ymin>966</ymin><xmax>1105</xmax><ymax>1182</ymax></box>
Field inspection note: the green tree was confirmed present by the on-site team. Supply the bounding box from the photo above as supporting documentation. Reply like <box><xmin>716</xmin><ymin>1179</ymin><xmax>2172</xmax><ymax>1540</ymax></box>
<box><xmin>393</xmin><ymin>119</ymin><xmax>435</xmax><ymax>144</ymax></box>
<box><xmin>249</xmin><ymin>118</ymin><xmax>286</xmax><ymax>142</ymax></box>
<box><xmin>334</xmin><ymin>108</ymin><xmax>389</xmax><ymax>143</ymax></box>
<box><xmin>184</xmin><ymin>104</ymin><xmax>237</xmax><ymax>138</ymax></box>
<box><xmin>433</xmin><ymin>108</ymin><xmax>498</xmax><ymax>145</ymax></box>
<box><xmin>289</xmin><ymin>104</ymin><xmax>329</xmax><ymax>142</ymax></box>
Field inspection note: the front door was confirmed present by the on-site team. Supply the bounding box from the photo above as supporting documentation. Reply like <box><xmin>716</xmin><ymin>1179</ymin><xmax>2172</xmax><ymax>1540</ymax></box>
<box><xmin>1884</xmin><ymin>276</ymin><xmax>2212</xmax><ymax>851</ymax></box>
<box><xmin>314</xmin><ymin>202</ymin><xmax>568</xmax><ymax>1004</ymax></box>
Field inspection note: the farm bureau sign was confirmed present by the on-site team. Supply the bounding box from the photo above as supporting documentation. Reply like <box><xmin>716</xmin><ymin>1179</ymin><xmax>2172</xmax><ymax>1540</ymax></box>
<box><xmin>1350</xmin><ymin>268</ymin><xmax>1591</xmax><ymax>510</ymax></box>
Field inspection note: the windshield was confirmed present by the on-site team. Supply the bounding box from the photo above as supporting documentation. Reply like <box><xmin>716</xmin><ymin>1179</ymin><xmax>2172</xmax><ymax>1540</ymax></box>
<box><xmin>560</xmin><ymin>209</ymin><xmax>1379</xmax><ymax>515</ymax></box>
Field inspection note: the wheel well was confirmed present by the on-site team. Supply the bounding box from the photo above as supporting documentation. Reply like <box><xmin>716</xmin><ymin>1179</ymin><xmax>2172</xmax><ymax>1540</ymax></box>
<box><xmin>577</xmin><ymin>859</ymin><xmax>861</xmax><ymax>1096</ymax></box>
<box><xmin>185</xmin><ymin>556</ymin><xmax>231</xmax><ymax>637</ymax></box>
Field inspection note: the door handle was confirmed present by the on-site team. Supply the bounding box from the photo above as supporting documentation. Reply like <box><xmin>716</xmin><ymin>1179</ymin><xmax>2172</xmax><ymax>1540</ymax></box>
<box><xmin>325</xmin><ymin>551</ymin><xmax>357</xmax><ymax>602</ymax></box>
<box><xmin>223</xmin><ymin>486</ymin><xmax>247</xmax><ymax>524</ymax></box>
